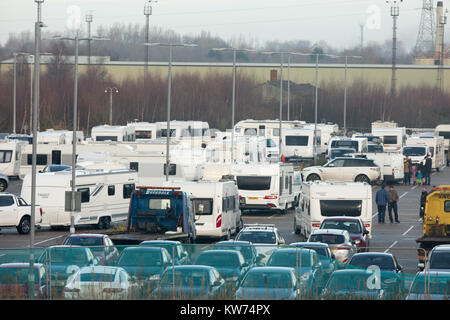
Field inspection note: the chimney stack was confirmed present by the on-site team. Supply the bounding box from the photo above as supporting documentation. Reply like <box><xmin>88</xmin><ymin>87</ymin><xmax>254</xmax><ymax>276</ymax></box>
<box><xmin>435</xmin><ymin>1</ymin><xmax>444</xmax><ymax>62</ymax></box>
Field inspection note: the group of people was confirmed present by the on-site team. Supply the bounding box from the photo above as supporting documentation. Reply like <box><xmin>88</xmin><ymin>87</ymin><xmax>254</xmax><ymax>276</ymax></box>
<box><xmin>403</xmin><ymin>155</ymin><xmax>432</xmax><ymax>186</ymax></box>
<box><xmin>375</xmin><ymin>185</ymin><xmax>401</xmax><ymax>224</ymax></box>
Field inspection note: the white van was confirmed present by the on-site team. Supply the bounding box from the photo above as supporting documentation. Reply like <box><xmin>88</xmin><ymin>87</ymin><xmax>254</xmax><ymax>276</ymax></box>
<box><xmin>0</xmin><ymin>140</ymin><xmax>24</xmax><ymax>178</ymax></box>
<box><xmin>91</xmin><ymin>125</ymin><xmax>135</xmax><ymax>142</ymax></box>
<box><xmin>281</xmin><ymin>128</ymin><xmax>316</xmax><ymax>161</ymax></box>
<box><xmin>327</xmin><ymin>137</ymin><xmax>368</xmax><ymax>158</ymax></box>
<box><xmin>294</xmin><ymin>181</ymin><xmax>372</xmax><ymax>240</ymax></box>
<box><xmin>162</xmin><ymin>180</ymin><xmax>242</xmax><ymax>239</ymax></box>
<box><xmin>371</xmin><ymin>127</ymin><xmax>406</xmax><ymax>152</ymax></box>
<box><xmin>21</xmin><ymin>169</ymin><xmax>138</xmax><ymax>229</ymax></box>
<box><xmin>405</xmin><ymin>136</ymin><xmax>446</xmax><ymax>171</ymax></box>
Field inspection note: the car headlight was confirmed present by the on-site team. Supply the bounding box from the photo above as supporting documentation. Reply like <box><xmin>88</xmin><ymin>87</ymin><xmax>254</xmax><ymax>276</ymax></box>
<box><xmin>354</xmin><ymin>240</ymin><xmax>361</xmax><ymax>245</ymax></box>
<box><xmin>149</xmin><ymin>274</ymin><xmax>161</xmax><ymax>281</ymax></box>
<box><xmin>301</xmin><ymin>272</ymin><xmax>310</xmax><ymax>281</ymax></box>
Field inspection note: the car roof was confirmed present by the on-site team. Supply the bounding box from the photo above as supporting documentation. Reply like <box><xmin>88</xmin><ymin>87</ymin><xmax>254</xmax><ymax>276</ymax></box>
<box><xmin>311</xmin><ymin>229</ymin><xmax>349</xmax><ymax>236</ymax></box>
<box><xmin>198</xmin><ymin>249</ymin><xmax>242</xmax><ymax>256</ymax></box>
<box><xmin>432</xmin><ymin>245</ymin><xmax>450</xmax><ymax>251</ymax></box>
<box><xmin>247</xmin><ymin>266</ymin><xmax>295</xmax><ymax>273</ymax></box>
<box><xmin>351</xmin><ymin>252</ymin><xmax>394</xmax><ymax>258</ymax></box>
<box><xmin>322</xmin><ymin>217</ymin><xmax>362</xmax><ymax>222</ymax></box>
<box><xmin>140</xmin><ymin>240</ymin><xmax>181</xmax><ymax>245</ymax></box>
<box><xmin>415</xmin><ymin>271</ymin><xmax>450</xmax><ymax>277</ymax></box>
<box><xmin>240</xmin><ymin>224</ymin><xmax>277</xmax><ymax>232</ymax></box>
<box><xmin>165</xmin><ymin>265</ymin><xmax>215</xmax><ymax>272</ymax></box>
<box><xmin>0</xmin><ymin>263</ymin><xmax>44</xmax><ymax>269</ymax></box>
<box><xmin>215</xmin><ymin>240</ymin><xmax>253</xmax><ymax>246</ymax></box>
<box><xmin>79</xmin><ymin>266</ymin><xmax>122</xmax><ymax>274</ymax></box>
<box><xmin>122</xmin><ymin>246</ymin><xmax>165</xmax><ymax>252</ymax></box>
<box><xmin>271</xmin><ymin>248</ymin><xmax>314</xmax><ymax>255</ymax></box>
<box><xmin>331</xmin><ymin>269</ymin><xmax>371</xmax><ymax>276</ymax></box>
<box><xmin>66</xmin><ymin>233</ymin><xmax>105</xmax><ymax>238</ymax></box>
<box><xmin>290</xmin><ymin>242</ymin><xmax>330</xmax><ymax>248</ymax></box>
<box><xmin>47</xmin><ymin>245</ymin><xmax>84</xmax><ymax>249</ymax></box>
<box><xmin>333</xmin><ymin>157</ymin><xmax>371</xmax><ymax>160</ymax></box>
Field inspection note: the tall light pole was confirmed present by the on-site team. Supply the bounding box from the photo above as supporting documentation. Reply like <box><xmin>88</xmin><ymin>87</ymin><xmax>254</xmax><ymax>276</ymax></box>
<box><xmin>387</xmin><ymin>0</ymin><xmax>402</xmax><ymax>121</ymax></box>
<box><xmin>85</xmin><ymin>11</ymin><xmax>93</xmax><ymax>65</ymax></box>
<box><xmin>144</xmin><ymin>1</ymin><xmax>157</xmax><ymax>84</ymax></box>
<box><xmin>342</xmin><ymin>55</ymin><xmax>363</xmax><ymax>136</ymax></box>
<box><xmin>438</xmin><ymin>8</ymin><xmax>448</xmax><ymax>91</ymax></box>
<box><xmin>53</xmin><ymin>34</ymin><xmax>109</xmax><ymax>234</ymax></box>
<box><xmin>144</xmin><ymin>42</ymin><xmax>197</xmax><ymax>181</ymax></box>
<box><xmin>12</xmin><ymin>53</ymin><xmax>17</xmax><ymax>134</ymax></box>
<box><xmin>105</xmin><ymin>87</ymin><xmax>119</xmax><ymax>125</ymax></box>
<box><xmin>211</xmin><ymin>47</ymin><xmax>254</xmax><ymax>163</ymax></box>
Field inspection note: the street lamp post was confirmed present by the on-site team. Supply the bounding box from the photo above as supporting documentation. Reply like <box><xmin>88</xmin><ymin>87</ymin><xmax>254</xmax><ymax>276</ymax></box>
<box><xmin>342</xmin><ymin>55</ymin><xmax>362</xmax><ymax>136</ymax></box>
<box><xmin>53</xmin><ymin>34</ymin><xmax>109</xmax><ymax>234</ymax></box>
<box><xmin>105</xmin><ymin>87</ymin><xmax>119</xmax><ymax>125</ymax></box>
<box><xmin>144</xmin><ymin>42</ymin><xmax>197</xmax><ymax>181</ymax></box>
<box><xmin>13</xmin><ymin>53</ymin><xmax>17</xmax><ymax>134</ymax></box>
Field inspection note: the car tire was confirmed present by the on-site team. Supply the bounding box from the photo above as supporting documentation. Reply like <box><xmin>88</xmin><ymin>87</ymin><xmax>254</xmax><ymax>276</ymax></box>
<box><xmin>17</xmin><ymin>216</ymin><xmax>31</xmax><ymax>234</ymax></box>
<box><xmin>355</xmin><ymin>174</ymin><xmax>370</xmax><ymax>184</ymax></box>
<box><xmin>306</xmin><ymin>174</ymin><xmax>321</xmax><ymax>182</ymax></box>
<box><xmin>224</xmin><ymin>230</ymin><xmax>231</xmax><ymax>240</ymax></box>
<box><xmin>236</xmin><ymin>218</ymin><xmax>244</xmax><ymax>233</ymax></box>
<box><xmin>294</xmin><ymin>217</ymin><xmax>301</xmax><ymax>234</ymax></box>
<box><xmin>98</xmin><ymin>216</ymin><xmax>111</xmax><ymax>230</ymax></box>
<box><xmin>0</xmin><ymin>179</ymin><xmax>7</xmax><ymax>192</ymax></box>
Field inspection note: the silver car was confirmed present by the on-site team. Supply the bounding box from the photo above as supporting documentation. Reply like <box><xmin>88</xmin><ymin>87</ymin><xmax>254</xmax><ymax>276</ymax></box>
<box><xmin>406</xmin><ymin>271</ymin><xmax>450</xmax><ymax>300</ymax></box>
<box><xmin>307</xmin><ymin>229</ymin><xmax>357</xmax><ymax>264</ymax></box>
<box><xmin>418</xmin><ymin>244</ymin><xmax>450</xmax><ymax>272</ymax></box>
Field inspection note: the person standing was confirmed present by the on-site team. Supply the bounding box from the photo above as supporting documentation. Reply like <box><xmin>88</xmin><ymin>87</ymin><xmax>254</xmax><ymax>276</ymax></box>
<box><xmin>375</xmin><ymin>185</ymin><xmax>390</xmax><ymax>224</ymax></box>
<box><xmin>425</xmin><ymin>155</ymin><xmax>432</xmax><ymax>185</ymax></box>
<box><xmin>388</xmin><ymin>185</ymin><xmax>400</xmax><ymax>223</ymax></box>
<box><xmin>416</xmin><ymin>170</ymin><xmax>423</xmax><ymax>186</ymax></box>
<box><xmin>419</xmin><ymin>187</ymin><xmax>428</xmax><ymax>222</ymax></box>
<box><xmin>411</xmin><ymin>164</ymin><xmax>417</xmax><ymax>185</ymax></box>
<box><xmin>403</xmin><ymin>156</ymin><xmax>411</xmax><ymax>185</ymax></box>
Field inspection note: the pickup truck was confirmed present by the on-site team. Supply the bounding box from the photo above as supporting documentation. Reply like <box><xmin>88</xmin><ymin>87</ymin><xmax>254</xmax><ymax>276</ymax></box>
<box><xmin>0</xmin><ymin>192</ymin><xmax>42</xmax><ymax>234</ymax></box>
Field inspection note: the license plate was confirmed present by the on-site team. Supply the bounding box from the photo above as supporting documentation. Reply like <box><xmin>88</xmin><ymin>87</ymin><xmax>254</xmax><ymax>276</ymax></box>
<box><xmin>248</xmin><ymin>197</ymin><xmax>258</xmax><ymax>200</ymax></box>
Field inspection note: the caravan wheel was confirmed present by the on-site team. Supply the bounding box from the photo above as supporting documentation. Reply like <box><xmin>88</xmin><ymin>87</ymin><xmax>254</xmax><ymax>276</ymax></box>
<box><xmin>98</xmin><ymin>217</ymin><xmax>111</xmax><ymax>230</ymax></box>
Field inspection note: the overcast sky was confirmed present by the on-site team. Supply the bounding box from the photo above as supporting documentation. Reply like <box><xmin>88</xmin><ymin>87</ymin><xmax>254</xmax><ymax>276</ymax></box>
<box><xmin>0</xmin><ymin>0</ymin><xmax>447</xmax><ymax>50</ymax></box>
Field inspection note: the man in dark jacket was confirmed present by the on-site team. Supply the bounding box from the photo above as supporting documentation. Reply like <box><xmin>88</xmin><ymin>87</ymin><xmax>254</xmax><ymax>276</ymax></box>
<box><xmin>375</xmin><ymin>185</ymin><xmax>390</xmax><ymax>224</ymax></box>
<box><xmin>419</xmin><ymin>187</ymin><xmax>428</xmax><ymax>222</ymax></box>
<box><xmin>388</xmin><ymin>186</ymin><xmax>400</xmax><ymax>223</ymax></box>
<box><xmin>424</xmin><ymin>155</ymin><xmax>432</xmax><ymax>185</ymax></box>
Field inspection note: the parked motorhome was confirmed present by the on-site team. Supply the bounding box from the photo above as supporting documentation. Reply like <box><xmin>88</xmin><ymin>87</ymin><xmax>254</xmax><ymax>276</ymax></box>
<box><xmin>303</xmin><ymin>123</ymin><xmax>339</xmax><ymax>154</ymax></box>
<box><xmin>21</xmin><ymin>169</ymin><xmax>138</xmax><ymax>229</ymax></box>
<box><xmin>233</xmin><ymin>119</ymin><xmax>306</xmax><ymax>142</ymax></box>
<box><xmin>0</xmin><ymin>140</ymin><xmax>25</xmax><ymax>178</ymax></box>
<box><xmin>127</xmin><ymin>121</ymin><xmax>157</xmax><ymax>141</ymax></box>
<box><xmin>371</xmin><ymin>127</ymin><xmax>406</xmax><ymax>152</ymax></box>
<box><xmin>294</xmin><ymin>181</ymin><xmax>372</xmax><ymax>239</ymax></box>
<box><xmin>281</xmin><ymin>128</ymin><xmax>316</xmax><ymax>161</ymax></box>
<box><xmin>36</xmin><ymin>129</ymin><xmax>84</xmax><ymax>145</ymax></box>
<box><xmin>435</xmin><ymin>124</ymin><xmax>450</xmax><ymax>165</ymax></box>
<box><xmin>162</xmin><ymin>180</ymin><xmax>243</xmax><ymax>239</ymax></box>
<box><xmin>91</xmin><ymin>125</ymin><xmax>135</xmax><ymax>142</ymax></box>
<box><xmin>327</xmin><ymin>137</ymin><xmax>368</xmax><ymax>158</ymax></box>
<box><xmin>405</xmin><ymin>136</ymin><xmax>446</xmax><ymax>171</ymax></box>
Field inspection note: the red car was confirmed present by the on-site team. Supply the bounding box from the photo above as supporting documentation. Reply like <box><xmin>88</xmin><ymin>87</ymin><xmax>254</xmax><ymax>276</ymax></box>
<box><xmin>0</xmin><ymin>263</ymin><xmax>47</xmax><ymax>299</ymax></box>
<box><xmin>319</xmin><ymin>217</ymin><xmax>370</xmax><ymax>252</ymax></box>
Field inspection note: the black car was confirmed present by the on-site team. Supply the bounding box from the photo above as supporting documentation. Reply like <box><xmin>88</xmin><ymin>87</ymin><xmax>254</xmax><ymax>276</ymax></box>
<box><xmin>213</xmin><ymin>240</ymin><xmax>265</xmax><ymax>267</ymax></box>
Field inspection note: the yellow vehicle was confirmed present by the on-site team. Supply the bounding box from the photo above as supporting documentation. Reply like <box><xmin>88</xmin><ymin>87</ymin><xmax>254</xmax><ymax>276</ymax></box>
<box><xmin>416</xmin><ymin>185</ymin><xmax>450</xmax><ymax>262</ymax></box>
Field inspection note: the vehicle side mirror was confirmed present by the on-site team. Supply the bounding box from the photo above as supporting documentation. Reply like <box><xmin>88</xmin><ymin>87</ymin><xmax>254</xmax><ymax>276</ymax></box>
<box><xmin>331</xmin><ymin>254</ymin><xmax>336</xmax><ymax>260</ymax></box>
<box><xmin>213</xmin><ymin>280</ymin><xmax>222</xmax><ymax>287</ymax></box>
<box><xmin>242</xmin><ymin>262</ymin><xmax>249</xmax><ymax>268</ymax></box>
<box><xmin>418</xmin><ymin>263</ymin><xmax>425</xmax><ymax>270</ymax></box>
<box><xmin>328</xmin><ymin>163</ymin><xmax>335</xmax><ymax>167</ymax></box>
<box><xmin>39</xmin><ymin>170</ymin><xmax>42</xmax><ymax>173</ymax></box>
<box><xmin>364</xmin><ymin>230</ymin><xmax>369</xmax><ymax>235</ymax></box>
<box><xmin>279</xmin><ymin>239</ymin><xmax>285</xmax><ymax>245</ymax></box>
<box><xmin>397</xmin><ymin>265</ymin><xmax>403</xmax><ymax>271</ymax></box>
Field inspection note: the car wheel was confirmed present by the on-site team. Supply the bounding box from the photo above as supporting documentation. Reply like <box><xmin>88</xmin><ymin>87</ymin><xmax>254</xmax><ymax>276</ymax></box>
<box><xmin>17</xmin><ymin>216</ymin><xmax>31</xmax><ymax>234</ymax></box>
<box><xmin>294</xmin><ymin>217</ymin><xmax>301</xmax><ymax>234</ymax></box>
<box><xmin>97</xmin><ymin>217</ymin><xmax>111</xmax><ymax>230</ymax></box>
<box><xmin>0</xmin><ymin>179</ymin><xmax>7</xmax><ymax>192</ymax></box>
<box><xmin>306</xmin><ymin>174</ymin><xmax>321</xmax><ymax>182</ymax></box>
<box><xmin>236</xmin><ymin>218</ymin><xmax>244</xmax><ymax>233</ymax></box>
<box><xmin>355</xmin><ymin>174</ymin><xmax>370</xmax><ymax>183</ymax></box>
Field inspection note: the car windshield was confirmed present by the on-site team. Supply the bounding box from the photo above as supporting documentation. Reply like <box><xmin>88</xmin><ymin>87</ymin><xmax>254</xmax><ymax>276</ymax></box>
<box><xmin>410</xmin><ymin>275</ymin><xmax>450</xmax><ymax>295</ymax></box>
<box><xmin>294</xmin><ymin>246</ymin><xmax>329</xmax><ymax>259</ymax></box>
<box><xmin>349</xmin><ymin>255</ymin><xmax>395</xmax><ymax>270</ymax></box>
<box><xmin>79</xmin><ymin>272</ymin><xmax>116</xmax><ymax>282</ymax></box>
<box><xmin>0</xmin><ymin>268</ymin><xmax>41</xmax><ymax>284</ymax></box>
<box><xmin>242</xmin><ymin>271</ymin><xmax>293</xmax><ymax>289</ymax></box>
<box><xmin>64</xmin><ymin>237</ymin><xmax>104</xmax><ymax>252</ymax></box>
<box><xmin>141</xmin><ymin>244</ymin><xmax>179</xmax><ymax>259</ymax></box>
<box><xmin>161</xmin><ymin>269</ymin><xmax>210</xmax><ymax>287</ymax></box>
<box><xmin>403</xmin><ymin>147</ymin><xmax>426</xmax><ymax>157</ymax></box>
<box><xmin>236</xmin><ymin>231</ymin><xmax>277</xmax><ymax>244</ymax></box>
<box><xmin>196</xmin><ymin>253</ymin><xmax>241</xmax><ymax>268</ymax></box>
<box><xmin>44</xmin><ymin>248</ymin><xmax>88</xmax><ymax>266</ymax></box>
<box><xmin>214</xmin><ymin>245</ymin><xmax>253</xmax><ymax>261</ymax></box>
<box><xmin>321</xmin><ymin>221</ymin><xmax>362</xmax><ymax>234</ymax></box>
<box><xmin>267</xmin><ymin>251</ymin><xmax>312</xmax><ymax>268</ymax></box>
<box><xmin>118</xmin><ymin>250</ymin><xmax>163</xmax><ymax>267</ymax></box>
<box><xmin>327</xmin><ymin>274</ymin><xmax>372</xmax><ymax>291</ymax></box>
<box><xmin>430</xmin><ymin>252</ymin><xmax>450</xmax><ymax>269</ymax></box>
<box><xmin>309</xmin><ymin>234</ymin><xmax>345</xmax><ymax>245</ymax></box>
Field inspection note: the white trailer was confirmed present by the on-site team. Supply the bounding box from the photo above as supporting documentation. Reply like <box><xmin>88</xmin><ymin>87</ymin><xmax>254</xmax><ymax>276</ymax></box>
<box><xmin>371</xmin><ymin>127</ymin><xmax>406</xmax><ymax>152</ymax></box>
<box><xmin>294</xmin><ymin>181</ymin><xmax>372</xmax><ymax>240</ymax></box>
<box><xmin>0</xmin><ymin>140</ymin><xmax>25</xmax><ymax>178</ymax></box>
<box><xmin>21</xmin><ymin>169</ymin><xmax>138</xmax><ymax>229</ymax></box>
<box><xmin>234</xmin><ymin>119</ymin><xmax>306</xmax><ymax>142</ymax></box>
<box><xmin>91</xmin><ymin>125</ymin><xmax>135</xmax><ymax>142</ymax></box>
<box><xmin>435</xmin><ymin>124</ymin><xmax>450</xmax><ymax>165</ymax></box>
<box><xmin>162</xmin><ymin>180</ymin><xmax>242</xmax><ymax>239</ymax></box>
<box><xmin>37</xmin><ymin>129</ymin><xmax>84</xmax><ymax>145</ymax></box>
<box><xmin>281</xmin><ymin>128</ymin><xmax>316</xmax><ymax>161</ymax></box>
<box><xmin>303</xmin><ymin>123</ymin><xmax>339</xmax><ymax>154</ymax></box>
<box><xmin>126</xmin><ymin>121</ymin><xmax>158</xmax><ymax>141</ymax></box>
<box><xmin>405</xmin><ymin>136</ymin><xmax>446</xmax><ymax>171</ymax></box>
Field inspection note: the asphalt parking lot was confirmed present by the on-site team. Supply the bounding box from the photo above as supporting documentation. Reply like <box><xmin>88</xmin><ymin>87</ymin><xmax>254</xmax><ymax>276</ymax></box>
<box><xmin>0</xmin><ymin>167</ymin><xmax>448</xmax><ymax>275</ymax></box>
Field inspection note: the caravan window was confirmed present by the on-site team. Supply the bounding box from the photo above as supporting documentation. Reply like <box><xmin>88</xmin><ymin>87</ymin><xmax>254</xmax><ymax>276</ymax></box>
<box><xmin>77</xmin><ymin>188</ymin><xmax>90</xmax><ymax>203</ymax></box>
<box><xmin>236</xmin><ymin>176</ymin><xmax>271</xmax><ymax>191</ymax></box>
<box><xmin>331</xmin><ymin>140</ymin><xmax>358</xmax><ymax>150</ymax></box>
<box><xmin>123</xmin><ymin>184</ymin><xmax>135</xmax><ymax>199</ymax></box>
<box><xmin>320</xmin><ymin>200</ymin><xmax>362</xmax><ymax>217</ymax></box>
<box><xmin>163</xmin><ymin>164</ymin><xmax>176</xmax><ymax>176</ymax></box>
<box><xmin>135</xmin><ymin>130</ymin><xmax>152</xmax><ymax>139</ymax></box>
<box><xmin>108</xmin><ymin>186</ymin><xmax>115</xmax><ymax>196</ymax></box>
<box><xmin>52</xmin><ymin>150</ymin><xmax>61</xmax><ymax>165</ymax></box>
<box><xmin>286</xmin><ymin>136</ymin><xmax>309</xmax><ymax>146</ymax></box>
<box><xmin>95</xmin><ymin>136</ymin><xmax>118</xmax><ymax>142</ymax></box>
<box><xmin>437</xmin><ymin>131</ymin><xmax>450</xmax><ymax>139</ymax></box>
<box><xmin>27</xmin><ymin>154</ymin><xmax>48</xmax><ymax>165</ymax></box>
<box><xmin>159</xmin><ymin>129</ymin><xmax>176</xmax><ymax>138</ymax></box>
<box><xmin>259</xmin><ymin>126</ymin><xmax>266</xmax><ymax>136</ymax></box>
<box><xmin>244</xmin><ymin>128</ymin><xmax>257</xmax><ymax>136</ymax></box>
<box><xmin>383</xmin><ymin>136</ymin><xmax>397</xmax><ymax>144</ymax></box>
<box><xmin>0</xmin><ymin>151</ymin><xmax>12</xmax><ymax>163</ymax></box>
<box><xmin>130</xmin><ymin>162</ymin><xmax>139</xmax><ymax>172</ymax></box>
<box><xmin>192</xmin><ymin>199</ymin><xmax>213</xmax><ymax>215</ymax></box>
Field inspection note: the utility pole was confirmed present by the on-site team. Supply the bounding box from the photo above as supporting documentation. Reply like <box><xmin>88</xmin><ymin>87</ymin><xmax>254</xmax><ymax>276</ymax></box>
<box><xmin>144</xmin><ymin>1</ymin><xmax>157</xmax><ymax>87</ymax></box>
<box><xmin>13</xmin><ymin>53</ymin><xmax>17</xmax><ymax>134</ymax></box>
<box><xmin>85</xmin><ymin>12</ymin><xmax>93</xmax><ymax>65</ymax></box>
<box><xmin>360</xmin><ymin>23</ymin><xmax>364</xmax><ymax>53</ymax></box>
<box><xmin>287</xmin><ymin>54</ymin><xmax>291</xmax><ymax>121</ymax></box>
<box><xmin>387</xmin><ymin>0</ymin><xmax>402</xmax><ymax>121</ymax></box>
<box><xmin>105</xmin><ymin>87</ymin><xmax>119</xmax><ymax>125</ymax></box>
<box><xmin>314</xmin><ymin>53</ymin><xmax>319</xmax><ymax>165</ymax></box>
<box><xmin>437</xmin><ymin>6</ymin><xmax>448</xmax><ymax>91</ymax></box>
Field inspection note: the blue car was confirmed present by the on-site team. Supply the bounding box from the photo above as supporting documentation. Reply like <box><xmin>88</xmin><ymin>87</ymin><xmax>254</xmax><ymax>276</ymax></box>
<box><xmin>213</xmin><ymin>240</ymin><xmax>265</xmax><ymax>267</ymax></box>
<box><xmin>235</xmin><ymin>267</ymin><xmax>300</xmax><ymax>300</ymax></box>
<box><xmin>139</xmin><ymin>240</ymin><xmax>191</xmax><ymax>265</ymax></box>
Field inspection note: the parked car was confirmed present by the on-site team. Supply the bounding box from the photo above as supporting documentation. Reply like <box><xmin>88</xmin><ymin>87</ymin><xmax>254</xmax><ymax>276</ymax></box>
<box><xmin>0</xmin><ymin>263</ymin><xmax>47</xmax><ymax>299</ymax></box>
<box><xmin>348</xmin><ymin>252</ymin><xmax>404</xmax><ymax>298</ymax></box>
<box><xmin>301</xmin><ymin>157</ymin><xmax>380</xmax><ymax>184</ymax></box>
<box><xmin>62</xmin><ymin>234</ymin><xmax>120</xmax><ymax>266</ymax></box>
<box><xmin>266</xmin><ymin>248</ymin><xmax>325</xmax><ymax>296</ymax></box>
<box><xmin>406</xmin><ymin>271</ymin><xmax>450</xmax><ymax>300</ymax></box>
<box><xmin>139</xmin><ymin>240</ymin><xmax>191</xmax><ymax>265</ymax></box>
<box><xmin>0</xmin><ymin>174</ymin><xmax>8</xmax><ymax>192</ymax></box>
<box><xmin>64</xmin><ymin>266</ymin><xmax>139</xmax><ymax>300</ymax></box>
<box><xmin>195</xmin><ymin>250</ymin><xmax>250</xmax><ymax>289</ymax></box>
<box><xmin>213</xmin><ymin>240</ymin><xmax>265</xmax><ymax>267</ymax></box>
<box><xmin>37</xmin><ymin>245</ymin><xmax>98</xmax><ymax>294</ymax></box>
<box><xmin>117</xmin><ymin>246</ymin><xmax>172</xmax><ymax>296</ymax></box>
<box><xmin>235</xmin><ymin>224</ymin><xmax>285</xmax><ymax>258</ymax></box>
<box><xmin>418</xmin><ymin>244</ymin><xmax>450</xmax><ymax>272</ymax></box>
<box><xmin>308</xmin><ymin>229</ymin><xmax>357</xmax><ymax>265</ymax></box>
<box><xmin>321</xmin><ymin>269</ymin><xmax>385</xmax><ymax>300</ymax></box>
<box><xmin>235</xmin><ymin>267</ymin><xmax>300</xmax><ymax>300</ymax></box>
<box><xmin>289</xmin><ymin>242</ymin><xmax>337</xmax><ymax>286</ymax></box>
<box><xmin>320</xmin><ymin>217</ymin><xmax>370</xmax><ymax>252</ymax></box>
<box><xmin>152</xmin><ymin>265</ymin><xmax>227</xmax><ymax>299</ymax></box>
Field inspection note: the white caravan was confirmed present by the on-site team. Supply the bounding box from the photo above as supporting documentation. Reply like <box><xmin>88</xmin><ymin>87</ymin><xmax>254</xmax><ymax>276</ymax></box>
<box><xmin>234</xmin><ymin>119</ymin><xmax>306</xmax><ymax>141</ymax></box>
<box><xmin>294</xmin><ymin>181</ymin><xmax>372</xmax><ymax>239</ymax></box>
<box><xmin>405</xmin><ymin>136</ymin><xmax>446</xmax><ymax>171</ymax></box>
<box><xmin>281</xmin><ymin>128</ymin><xmax>316</xmax><ymax>161</ymax></box>
<box><xmin>303</xmin><ymin>123</ymin><xmax>340</xmax><ymax>154</ymax></box>
<box><xmin>371</xmin><ymin>121</ymin><xmax>398</xmax><ymax>129</ymax></box>
<box><xmin>37</xmin><ymin>129</ymin><xmax>84</xmax><ymax>145</ymax></box>
<box><xmin>371</xmin><ymin>127</ymin><xmax>406</xmax><ymax>152</ymax></box>
<box><xmin>0</xmin><ymin>140</ymin><xmax>25</xmax><ymax>178</ymax></box>
<box><xmin>162</xmin><ymin>180</ymin><xmax>242</xmax><ymax>239</ymax></box>
<box><xmin>327</xmin><ymin>137</ymin><xmax>368</xmax><ymax>158</ymax></box>
<box><xmin>435</xmin><ymin>124</ymin><xmax>450</xmax><ymax>165</ymax></box>
<box><xmin>91</xmin><ymin>125</ymin><xmax>135</xmax><ymax>142</ymax></box>
<box><xmin>126</xmin><ymin>121</ymin><xmax>158</xmax><ymax>141</ymax></box>
<box><xmin>21</xmin><ymin>169</ymin><xmax>138</xmax><ymax>228</ymax></box>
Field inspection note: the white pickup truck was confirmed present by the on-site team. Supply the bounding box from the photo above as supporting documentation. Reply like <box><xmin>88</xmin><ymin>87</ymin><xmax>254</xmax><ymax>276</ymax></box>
<box><xmin>0</xmin><ymin>193</ymin><xmax>42</xmax><ymax>234</ymax></box>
